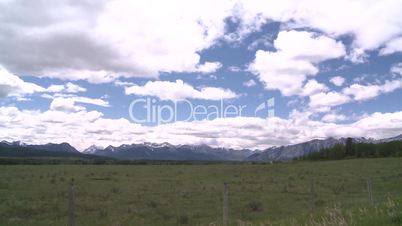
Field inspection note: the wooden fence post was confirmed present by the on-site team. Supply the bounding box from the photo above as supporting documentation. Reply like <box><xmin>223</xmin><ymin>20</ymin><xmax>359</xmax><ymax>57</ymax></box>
<box><xmin>223</xmin><ymin>182</ymin><xmax>229</xmax><ymax>225</ymax></box>
<box><xmin>68</xmin><ymin>181</ymin><xmax>76</xmax><ymax>226</ymax></box>
<box><xmin>367</xmin><ymin>177</ymin><xmax>374</xmax><ymax>205</ymax></box>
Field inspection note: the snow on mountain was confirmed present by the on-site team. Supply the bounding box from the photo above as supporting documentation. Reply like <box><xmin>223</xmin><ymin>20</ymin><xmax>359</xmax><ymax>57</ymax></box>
<box><xmin>246</xmin><ymin>135</ymin><xmax>402</xmax><ymax>162</ymax></box>
<box><xmin>83</xmin><ymin>145</ymin><xmax>104</xmax><ymax>154</ymax></box>
<box><xmin>376</xmin><ymin>134</ymin><xmax>402</xmax><ymax>143</ymax></box>
<box><xmin>86</xmin><ymin>142</ymin><xmax>253</xmax><ymax>161</ymax></box>
<box><xmin>1</xmin><ymin>134</ymin><xmax>401</xmax><ymax>161</ymax></box>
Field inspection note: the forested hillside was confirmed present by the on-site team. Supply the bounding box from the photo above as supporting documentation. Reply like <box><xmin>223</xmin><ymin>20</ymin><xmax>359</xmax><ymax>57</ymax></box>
<box><xmin>301</xmin><ymin>138</ymin><xmax>402</xmax><ymax>161</ymax></box>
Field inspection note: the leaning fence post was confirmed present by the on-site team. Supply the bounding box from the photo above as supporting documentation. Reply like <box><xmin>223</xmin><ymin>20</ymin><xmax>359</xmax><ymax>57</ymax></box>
<box><xmin>367</xmin><ymin>177</ymin><xmax>374</xmax><ymax>205</ymax></box>
<box><xmin>68</xmin><ymin>180</ymin><xmax>76</xmax><ymax>226</ymax></box>
<box><xmin>309</xmin><ymin>179</ymin><xmax>315</xmax><ymax>213</ymax></box>
<box><xmin>223</xmin><ymin>182</ymin><xmax>229</xmax><ymax>225</ymax></box>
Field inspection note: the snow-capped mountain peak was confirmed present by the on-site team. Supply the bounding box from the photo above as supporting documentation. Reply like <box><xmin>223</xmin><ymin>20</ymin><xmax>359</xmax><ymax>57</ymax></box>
<box><xmin>0</xmin><ymin>140</ymin><xmax>27</xmax><ymax>146</ymax></box>
<box><xmin>83</xmin><ymin>145</ymin><xmax>104</xmax><ymax>154</ymax></box>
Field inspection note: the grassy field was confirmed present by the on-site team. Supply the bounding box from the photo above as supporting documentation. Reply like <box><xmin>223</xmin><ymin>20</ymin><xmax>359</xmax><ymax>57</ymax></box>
<box><xmin>1</xmin><ymin>158</ymin><xmax>402</xmax><ymax>226</ymax></box>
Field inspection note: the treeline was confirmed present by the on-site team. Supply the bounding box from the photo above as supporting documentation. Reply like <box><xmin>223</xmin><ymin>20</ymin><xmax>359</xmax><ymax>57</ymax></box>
<box><xmin>0</xmin><ymin>145</ymin><xmax>105</xmax><ymax>159</ymax></box>
<box><xmin>301</xmin><ymin>138</ymin><xmax>402</xmax><ymax>161</ymax></box>
<box><xmin>0</xmin><ymin>157</ymin><xmax>259</xmax><ymax>165</ymax></box>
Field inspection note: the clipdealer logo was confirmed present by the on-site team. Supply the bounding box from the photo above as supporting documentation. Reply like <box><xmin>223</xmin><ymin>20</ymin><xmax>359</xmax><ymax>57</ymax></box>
<box><xmin>129</xmin><ymin>97</ymin><xmax>275</xmax><ymax>125</ymax></box>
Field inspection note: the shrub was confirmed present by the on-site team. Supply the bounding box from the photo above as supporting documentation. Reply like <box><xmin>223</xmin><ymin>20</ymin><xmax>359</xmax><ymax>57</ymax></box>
<box><xmin>246</xmin><ymin>201</ymin><xmax>263</xmax><ymax>212</ymax></box>
<box><xmin>99</xmin><ymin>209</ymin><xmax>108</xmax><ymax>218</ymax></box>
<box><xmin>147</xmin><ymin>200</ymin><xmax>158</xmax><ymax>208</ymax></box>
<box><xmin>177</xmin><ymin>214</ymin><xmax>189</xmax><ymax>225</ymax></box>
<box><xmin>110</xmin><ymin>187</ymin><xmax>120</xmax><ymax>194</ymax></box>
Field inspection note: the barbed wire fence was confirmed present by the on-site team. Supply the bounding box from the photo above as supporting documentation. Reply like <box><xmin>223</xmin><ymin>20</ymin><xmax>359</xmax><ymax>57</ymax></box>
<box><xmin>66</xmin><ymin>174</ymin><xmax>399</xmax><ymax>225</ymax></box>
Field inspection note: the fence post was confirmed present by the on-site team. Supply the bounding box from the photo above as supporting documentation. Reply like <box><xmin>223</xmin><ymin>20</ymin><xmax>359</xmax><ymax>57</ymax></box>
<box><xmin>68</xmin><ymin>181</ymin><xmax>76</xmax><ymax>226</ymax></box>
<box><xmin>367</xmin><ymin>177</ymin><xmax>374</xmax><ymax>205</ymax></box>
<box><xmin>223</xmin><ymin>182</ymin><xmax>229</xmax><ymax>225</ymax></box>
<box><xmin>309</xmin><ymin>179</ymin><xmax>315</xmax><ymax>213</ymax></box>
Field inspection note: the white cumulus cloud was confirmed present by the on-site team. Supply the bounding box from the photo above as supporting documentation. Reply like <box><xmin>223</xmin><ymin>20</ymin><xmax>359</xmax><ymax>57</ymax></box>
<box><xmin>1</xmin><ymin>106</ymin><xmax>402</xmax><ymax>151</ymax></box>
<box><xmin>0</xmin><ymin>0</ymin><xmax>233</xmax><ymax>83</ymax></box>
<box><xmin>193</xmin><ymin>62</ymin><xmax>222</xmax><ymax>74</ymax></box>
<box><xmin>243</xmin><ymin>79</ymin><xmax>257</xmax><ymax>87</ymax></box>
<box><xmin>309</xmin><ymin>91</ymin><xmax>350</xmax><ymax>109</ymax></box>
<box><xmin>0</xmin><ymin>67</ymin><xmax>45</xmax><ymax>98</ymax></box>
<box><xmin>391</xmin><ymin>63</ymin><xmax>402</xmax><ymax>77</ymax></box>
<box><xmin>343</xmin><ymin>80</ymin><xmax>402</xmax><ymax>101</ymax></box>
<box><xmin>380</xmin><ymin>37</ymin><xmax>402</xmax><ymax>55</ymax></box>
<box><xmin>47</xmin><ymin>82</ymin><xmax>86</xmax><ymax>93</ymax></box>
<box><xmin>234</xmin><ymin>0</ymin><xmax>402</xmax><ymax>52</ymax></box>
<box><xmin>301</xmin><ymin>80</ymin><xmax>329</xmax><ymax>96</ymax></box>
<box><xmin>330</xmin><ymin>76</ymin><xmax>346</xmax><ymax>86</ymax></box>
<box><xmin>125</xmin><ymin>80</ymin><xmax>238</xmax><ymax>101</ymax></box>
<box><xmin>50</xmin><ymin>98</ymin><xmax>85</xmax><ymax>112</ymax></box>
<box><xmin>321</xmin><ymin>113</ymin><xmax>348</xmax><ymax>123</ymax></box>
<box><xmin>249</xmin><ymin>30</ymin><xmax>345</xmax><ymax>96</ymax></box>
<box><xmin>1</xmin><ymin>0</ymin><xmax>402</xmax><ymax>84</ymax></box>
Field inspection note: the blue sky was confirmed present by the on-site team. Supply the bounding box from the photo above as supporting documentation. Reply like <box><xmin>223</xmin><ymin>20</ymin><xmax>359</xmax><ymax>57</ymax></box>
<box><xmin>1</xmin><ymin>0</ymin><xmax>402</xmax><ymax>150</ymax></box>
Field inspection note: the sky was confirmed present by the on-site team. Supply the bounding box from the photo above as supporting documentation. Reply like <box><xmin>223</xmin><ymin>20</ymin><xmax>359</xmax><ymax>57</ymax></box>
<box><xmin>1</xmin><ymin>0</ymin><xmax>402</xmax><ymax>151</ymax></box>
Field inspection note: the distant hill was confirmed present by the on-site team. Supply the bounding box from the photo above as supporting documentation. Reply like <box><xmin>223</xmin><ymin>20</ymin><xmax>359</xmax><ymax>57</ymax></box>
<box><xmin>376</xmin><ymin>134</ymin><xmax>402</xmax><ymax>143</ymax></box>
<box><xmin>0</xmin><ymin>141</ymin><xmax>102</xmax><ymax>159</ymax></box>
<box><xmin>246</xmin><ymin>135</ymin><xmax>402</xmax><ymax>162</ymax></box>
<box><xmin>246</xmin><ymin>137</ymin><xmax>344</xmax><ymax>162</ymax></box>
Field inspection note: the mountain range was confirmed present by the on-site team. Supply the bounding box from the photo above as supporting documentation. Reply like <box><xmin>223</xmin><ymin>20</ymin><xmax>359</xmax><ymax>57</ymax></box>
<box><xmin>0</xmin><ymin>141</ymin><xmax>101</xmax><ymax>159</ymax></box>
<box><xmin>247</xmin><ymin>135</ymin><xmax>402</xmax><ymax>161</ymax></box>
<box><xmin>82</xmin><ymin>143</ymin><xmax>254</xmax><ymax>161</ymax></box>
<box><xmin>1</xmin><ymin>134</ymin><xmax>401</xmax><ymax>161</ymax></box>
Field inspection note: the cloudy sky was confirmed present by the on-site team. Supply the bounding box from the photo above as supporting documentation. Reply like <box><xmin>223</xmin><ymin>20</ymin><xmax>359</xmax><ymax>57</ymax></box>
<box><xmin>1</xmin><ymin>0</ymin><xmax>402</xmax><ymax>150</ymax></box>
